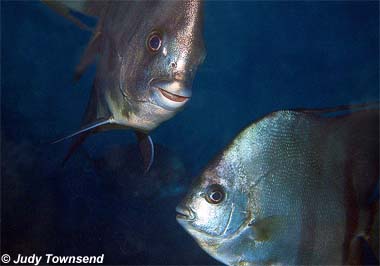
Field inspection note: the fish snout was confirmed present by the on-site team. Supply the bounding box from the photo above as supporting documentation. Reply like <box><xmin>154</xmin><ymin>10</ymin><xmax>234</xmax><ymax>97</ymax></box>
<box><xmin>172</xmin><ymin>70</ymin><xmax>194</xmax><ymax>82</ymax></box>
<box><xmin>176</xmin><ymin>205</ymin><xmax>195</xmax><ymax>221</ymax></box>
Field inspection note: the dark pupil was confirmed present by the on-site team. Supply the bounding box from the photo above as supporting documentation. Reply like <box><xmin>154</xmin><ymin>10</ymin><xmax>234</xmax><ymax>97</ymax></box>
<box><xmin>210</xmin><ymin>191</ymin><xmax>222</xmax><ymax>202</ymax></box>
<box><xmin>149</xmin><ymin>35</ymin><xmax>161</xmax><ymax>50</ymax></box>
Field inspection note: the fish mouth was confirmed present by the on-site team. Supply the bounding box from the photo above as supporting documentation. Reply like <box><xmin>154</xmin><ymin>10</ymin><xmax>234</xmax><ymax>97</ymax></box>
<box><xmin>176</xmin><ymin>206</ymin><xmax>195</xmax><ymax>221</ymax></box>
<box><xmin>158</xmin><ymin>88</ymin><xmax>189</xmax><ymax>103</ymax></box>
<box><xmin>150</xmin><ymin>78</ymin><xmax>192</xmax><ymax>111</ymax></box>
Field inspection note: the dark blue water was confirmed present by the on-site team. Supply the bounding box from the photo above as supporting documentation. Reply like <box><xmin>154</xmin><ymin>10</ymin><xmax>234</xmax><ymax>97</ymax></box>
<box><xmin>1</xmin><ymin>1</ymin><xmax>378</xmax><ymax>265</ymax></box>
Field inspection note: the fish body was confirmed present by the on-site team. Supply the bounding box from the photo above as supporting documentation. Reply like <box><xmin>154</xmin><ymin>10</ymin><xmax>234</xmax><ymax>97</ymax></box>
<box><xmin>177</xmin><ymin>108</ymin><xmax>379</xmax><ymax>265</ymax></box>
<box><xmin>45</xmin><ymin>0</ymin><xmax>206</xmax><ymax>171</ymax></box>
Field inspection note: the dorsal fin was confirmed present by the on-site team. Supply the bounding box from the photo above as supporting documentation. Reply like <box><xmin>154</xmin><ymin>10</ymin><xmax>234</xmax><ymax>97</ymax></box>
<box><xmin>42</xmin><ymin>0</ymin><xmax>106</xmax><ymax>80</ymax></box>
<box><xmin>292</xmin><ymin>101</ymin><xmax>379</xmax><ymax>116</ymax></box>
<box><xmin>44</xmin><ymin>0</ymin><xmax>88</xmax><ymax>14</ymax></box>
<box><xmin>41</xmin><ymin>0</ymin><xmax>108</xmax><ymax>29</ymax></box>
<box><xmin>41</xmin><ymin>0</ymin><xmax>93</xmax><ymax>31</ymax></box>
<box><xmin>42</xmin><ymin>1</ymin><xmax>106</xmax><ymax>17</ymax></box>
<box><xmin>74</xmin><ymin>30</ymin><xmax>102</xmax><ymax>81</ymax></box>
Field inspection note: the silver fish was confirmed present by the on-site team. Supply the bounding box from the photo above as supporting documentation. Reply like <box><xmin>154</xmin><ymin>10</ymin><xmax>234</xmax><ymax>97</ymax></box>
<box><xmin>177</xmin><ymin>105</ymin><xmax>379</xmax><ymax>265</ymax></box>
<box><xmin>45</xmin><ymin>0</ymin><xmax>206</xmax><ymax>171</ymax></box>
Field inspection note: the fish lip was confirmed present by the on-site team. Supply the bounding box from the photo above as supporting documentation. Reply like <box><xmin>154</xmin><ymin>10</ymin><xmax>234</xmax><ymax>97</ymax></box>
<box><xmin>158</xmin><ymin>88</ymin><xmax>190</xmax><ymax>103</ymax></box>
<box><xmin>149</xmin><ymin>78</ymin><xmax>192</xmax><ymax>111</ymax></box>
<box><xmin>150</xmin><ymin>78</ymin><xmax>192</xmax><ymax>98</ymax></box>
<box><xmin>176</xmin><ymin>206</ymin><xmax>195</xmax><ymax>221</ymax></box>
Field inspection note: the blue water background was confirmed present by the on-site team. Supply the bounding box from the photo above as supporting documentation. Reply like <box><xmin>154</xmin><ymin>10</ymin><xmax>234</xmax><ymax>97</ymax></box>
<box><xmin>1</xmin><ymin>1</ymin><xmax>379</xmax><ymax>265</ymax></box>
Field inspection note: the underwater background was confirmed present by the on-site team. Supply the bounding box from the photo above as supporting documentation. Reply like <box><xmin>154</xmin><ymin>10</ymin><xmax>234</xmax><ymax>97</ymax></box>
<box><xmin>1</xmin><ymin>1</ymin><xmax>379</xmax><ymax>265</ymax></box>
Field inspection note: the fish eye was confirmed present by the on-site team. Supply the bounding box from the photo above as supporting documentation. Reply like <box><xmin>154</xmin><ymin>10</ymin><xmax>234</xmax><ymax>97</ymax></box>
<box><xmin>205</xmin><ymin>184</ymin><xmax>225</xmax><ymax>204</ymax></box>
<box><xmin>147</xmin><ymin>32</ymin><xmax>162</xmax><ymax>52</ymax></box>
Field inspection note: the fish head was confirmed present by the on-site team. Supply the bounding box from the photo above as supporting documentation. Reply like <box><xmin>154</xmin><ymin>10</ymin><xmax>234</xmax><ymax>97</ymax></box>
<box><xmin>176</xmin><ymin>159</ymin><xmax>251</xmax><ymax>256</ymax></box>
<box><xmin>118</xmin><ymin>0</ymin><xmax>206</xmax><ymax>130</ymax></box>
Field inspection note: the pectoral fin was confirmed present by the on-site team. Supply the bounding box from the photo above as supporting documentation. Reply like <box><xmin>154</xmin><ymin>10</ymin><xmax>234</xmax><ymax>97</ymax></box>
<box><xmin>135</xmin><ymin>131</ymin><xmax>154</xmax><ymax>174</ymax></box>
<box><xmin>248</xmin><ymin>216</ymin><xmax>286</xmax><ymax>242</ymax></box>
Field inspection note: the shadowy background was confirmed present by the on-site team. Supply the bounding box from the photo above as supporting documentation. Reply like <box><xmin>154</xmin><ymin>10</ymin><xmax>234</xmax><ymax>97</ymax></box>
<box><xmin>1</xmin><ymin>1</ymin><xmax>379</xmax><ymax>265</ymax></box>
